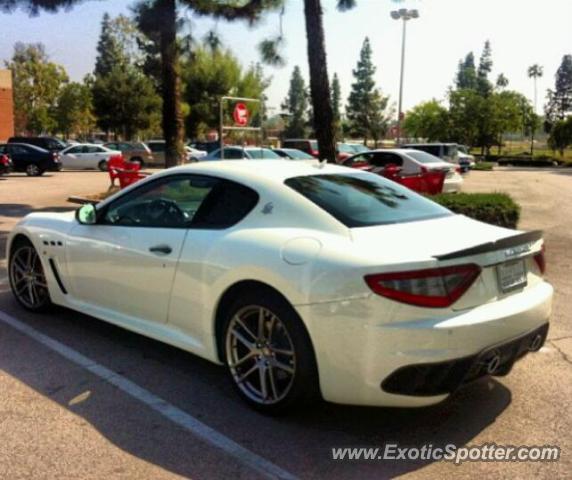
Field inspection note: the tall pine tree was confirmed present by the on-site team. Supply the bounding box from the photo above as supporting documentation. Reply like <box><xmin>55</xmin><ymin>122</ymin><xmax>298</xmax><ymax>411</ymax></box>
<box><xmin>346</xmin><ymin>37</ymin><xmax>389</xmax><ymax>145</ymax></box>
<box><xmin>94</xmin><ymin>13</ymin><xmax>127</xmax><ymax>77</ymax></box>
<box><xmin>477</xmin><ymin>40</ymin><xmax>493</xmax><ymax>96</ymax></box>
<box><xmin>331</xmin><ymin>73</ymin><xmax>342</xmax><ymax>139</ymax></box>
<box><xmin>545</xmin><ymin>54</ymin><xmax>572</xmax><ymax>129</ymax></box>
<box><xmin>282</xmin><ymin>66</ymin><xmax>309</xmax><ymax>138</ymax></box>
<box><xmin>455</xmin><ymin>52</ymin><xmax>477</xmax><ymax>90</ymax></box>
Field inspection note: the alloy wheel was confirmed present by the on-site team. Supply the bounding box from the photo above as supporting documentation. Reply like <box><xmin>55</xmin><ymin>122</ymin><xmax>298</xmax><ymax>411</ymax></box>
<box><xmin>26</xmin><ymin>164</ymin><xmax>40</xmax><ymax>176</ymax></box>
<box><xmin>10</xmin><ymin>245</ymin><xmax>49</xmax><ymax>309</ymax></box>
<box><xmin>225</xmin><ymin>305</ymin><xmax>296</xmax><ymax>405</ymax></box>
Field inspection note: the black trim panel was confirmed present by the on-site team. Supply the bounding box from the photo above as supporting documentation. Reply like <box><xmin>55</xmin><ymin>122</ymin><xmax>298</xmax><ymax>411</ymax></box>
<box><xmin>434</xmin><ymin>230</ymin><xmax>543</xmax><ymax>261</ymax></box>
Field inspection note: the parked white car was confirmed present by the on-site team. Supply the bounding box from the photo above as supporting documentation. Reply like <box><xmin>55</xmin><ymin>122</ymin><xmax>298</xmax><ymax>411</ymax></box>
<box><xmin>344</xmin><ymin>148</ymin><xmax>464</xmax><ymax>193</ymax></box>
<box><xmin>60</xmin><ymin>144</ymin><xmax>121</xmax><ymax>171</ymax></box>
<box><xmin>6</xmin><ymin>161</ymin><xmax>551</xmax><ymax>413</ymax></box>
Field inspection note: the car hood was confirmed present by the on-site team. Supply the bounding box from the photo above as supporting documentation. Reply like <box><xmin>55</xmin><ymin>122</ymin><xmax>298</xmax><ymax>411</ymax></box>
<box><xmin>349</xmin><ymin>214</ymin><xmax>517</xmax><ymax>264</ymax></box>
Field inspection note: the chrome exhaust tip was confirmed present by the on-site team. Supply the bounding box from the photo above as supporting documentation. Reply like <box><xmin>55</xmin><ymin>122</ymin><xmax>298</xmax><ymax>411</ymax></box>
<box><xmin>530</xmin><ymin>334</ymin><xmax>544</xmax><ymax>352</ymax></box>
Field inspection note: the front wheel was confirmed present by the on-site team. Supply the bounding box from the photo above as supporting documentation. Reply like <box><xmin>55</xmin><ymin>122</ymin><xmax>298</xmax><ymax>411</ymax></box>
<box><xmin>222</xmin><ymin>290</ymin><xmax>319</xmax><ymax>414</ymax></box>
<box><xmin>9</xmin><ymin>238</ymin><xmax>53</xmax><ymax>312</ymax></box>
<box><xmin>98</xmin><ymin>160</ymin><xmax>108</xmax><ymax>172</ymax></box>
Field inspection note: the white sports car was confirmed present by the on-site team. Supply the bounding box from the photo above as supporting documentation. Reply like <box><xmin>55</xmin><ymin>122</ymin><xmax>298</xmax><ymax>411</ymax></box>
<box><xmin>7</xmin><ymin>161</ymin><xmax>552</xmax><ymax>413</ymax></box>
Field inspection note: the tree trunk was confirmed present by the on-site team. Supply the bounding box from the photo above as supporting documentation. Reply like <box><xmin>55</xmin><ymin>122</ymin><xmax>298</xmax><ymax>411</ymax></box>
<box><xmin>303</xmin><ymin>0</ymin><xmax>337</xmax><ymax>163</ymax></box>
<box><xmin>160</xmin><ymin>0</ymin><xmax>185</xmax><ymax>168</ymax></box>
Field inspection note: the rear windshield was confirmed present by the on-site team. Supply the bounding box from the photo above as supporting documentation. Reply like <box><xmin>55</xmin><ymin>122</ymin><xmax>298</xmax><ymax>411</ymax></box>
<box><xmin>285</xmin><ymin>173</ymin><xmax>451</xmax><ymax>227</ymax></box>
<box><xmin>405</xmin><ymin>150</ymin><xmax>443</xmax><ymax>164</ymax></box>
<box><xmin>285</xmin><ymin>149</ymin><xmax>315</xmax><ymax>159</ymax></box>
<box><xmin>247</xmin><ymin>149</ymin><xmax>280</xmax><ymax>159</ymax></box>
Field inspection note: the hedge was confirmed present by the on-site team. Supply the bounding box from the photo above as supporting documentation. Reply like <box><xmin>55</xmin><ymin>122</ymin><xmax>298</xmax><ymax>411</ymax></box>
<box><xmin>471</xmin><ymin>161</ymin><xmax>494</xmax><ymax>171</ymax></box>
<box><xmin>431</xmin><ymin>192</ymin><xmax>520</xmax><ymax>229</ymax></box>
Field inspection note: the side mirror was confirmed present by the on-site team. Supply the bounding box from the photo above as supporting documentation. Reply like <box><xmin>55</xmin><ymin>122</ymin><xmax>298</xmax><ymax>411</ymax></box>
<box><xmin>76</xmin><ymin>203</ymin><xmax>97</xmax><ymax>225</ymax></box>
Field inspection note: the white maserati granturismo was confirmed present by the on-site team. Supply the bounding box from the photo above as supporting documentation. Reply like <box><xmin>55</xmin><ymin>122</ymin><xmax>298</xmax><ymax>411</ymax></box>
<box><xmin>7</xmin><ymin>160</ymin><xmax>552</xmax><ymax>413</ymax></box>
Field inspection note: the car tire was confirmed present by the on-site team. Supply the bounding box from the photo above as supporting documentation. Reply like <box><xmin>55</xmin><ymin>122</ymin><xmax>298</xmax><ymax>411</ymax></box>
<box><xmin>9</xmin><ymin>237</ymin><xmax>53</xmax><ymax>313</ymax></box>
<box><xmin>221</xmin><ymin>288</ymin><xmax>320</xmax><ymax>414</ymax></box>
<box><xmin>25</xmin><ymin>164</ymin><xmax>42</xmax><ymax>177</ymax></box>
<box><xmin>98</xmin><ymin>160</ymin><xmax>108</xmax><ymax>172</ymax></box>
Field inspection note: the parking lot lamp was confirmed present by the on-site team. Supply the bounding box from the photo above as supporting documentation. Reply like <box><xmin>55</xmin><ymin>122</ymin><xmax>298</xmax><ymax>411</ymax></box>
<box><xmin>390</xmin><ymin>8</ymin><xmax>419</xmax><ymax>145</ymax></box>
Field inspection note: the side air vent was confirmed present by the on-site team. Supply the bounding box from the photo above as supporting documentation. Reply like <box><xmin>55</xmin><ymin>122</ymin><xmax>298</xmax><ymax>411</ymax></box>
<box><xmin>48</xmin><ymin>258</ymin><xmax>68</xmax><ymax>294</ymax></box>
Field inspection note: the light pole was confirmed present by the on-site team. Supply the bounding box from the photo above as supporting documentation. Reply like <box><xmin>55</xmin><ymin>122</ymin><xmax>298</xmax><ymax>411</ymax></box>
<box><xmin>391</xmin><ymin>8</ymin><xmax>419</xmax><ymax>145</ymax></box>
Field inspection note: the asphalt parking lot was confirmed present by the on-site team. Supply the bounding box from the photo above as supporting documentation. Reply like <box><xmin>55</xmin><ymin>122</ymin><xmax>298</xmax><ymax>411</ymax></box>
<box><xmin>0</xmin><ymin>168</ymin><xmax>570</xmax><ymax>479</ymax></box>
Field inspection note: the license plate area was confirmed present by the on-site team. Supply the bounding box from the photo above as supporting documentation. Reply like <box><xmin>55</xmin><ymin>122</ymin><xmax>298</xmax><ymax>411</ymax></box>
<box><xmin>497</xmin><ymin>259</ymin><xmax>527</xmax><ymax>293</ymax></box>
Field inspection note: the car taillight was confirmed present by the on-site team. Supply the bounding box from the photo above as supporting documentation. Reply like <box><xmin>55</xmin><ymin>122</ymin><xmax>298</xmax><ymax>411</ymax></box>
<box><xmin>365</xmin><ymin>264</ymin><xmax>481</xmax><ymax>308</ymax></box>
<box><xmin>455</xmin><ymin>166</ymin><xmax>461</xmax><ymax>173</ymax></box>
<box><xmin>311</xmin><ymin>149</ymin><xmax>319</xmax><ymax>157</ymax></box>
<box><xmin>420</xmin><ymin>166</ymin><xmax>428</xmax><ymax>174</ymax></box>
<box><xmin>1</xmin><ymin>154</ymin><xmax>8</xmax><ymax>166</ymax></box>
<box><xmin>534</xmin><ymin>245</ymin><xmax>546</xmax><ymax>274</ymax></box>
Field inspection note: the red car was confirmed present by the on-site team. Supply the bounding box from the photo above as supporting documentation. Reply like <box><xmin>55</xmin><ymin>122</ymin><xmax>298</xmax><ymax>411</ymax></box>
<box><xmin>343</xmin><ymin>150</ymin><xmax>446</xmax><ymax>195</ymax></box>
<box><xmin>0</xmin><ymin>153</ymin><xmax>12</xmax><ymax>175</ymax></box>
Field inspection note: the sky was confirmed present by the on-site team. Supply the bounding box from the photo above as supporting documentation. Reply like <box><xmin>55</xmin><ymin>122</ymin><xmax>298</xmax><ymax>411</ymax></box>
<box><xmin>1</xmin><ymin>0</ymin><xmax>571</xmax><ymax>115</ymax></box>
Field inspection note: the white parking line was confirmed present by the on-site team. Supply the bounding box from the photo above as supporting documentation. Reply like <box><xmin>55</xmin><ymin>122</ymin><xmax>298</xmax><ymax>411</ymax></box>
<box><xmin>0</xmin><ymin>309</ymin><xmax>297</xmax><ymax>480</ymax></box>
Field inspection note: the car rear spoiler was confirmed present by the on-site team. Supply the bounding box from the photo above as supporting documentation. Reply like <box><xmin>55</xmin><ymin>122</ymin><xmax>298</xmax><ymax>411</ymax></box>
<box><xmin>434</xmin><ymin>230</ymin><xmax>543</xmax><ymax>261</ymax></box>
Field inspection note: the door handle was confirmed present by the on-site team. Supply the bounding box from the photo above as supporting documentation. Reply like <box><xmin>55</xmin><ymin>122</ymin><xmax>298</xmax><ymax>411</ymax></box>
<box><xmin>149</xmin><ymin>244</ymin><xmax>172</xmax><ymax>255</ymax></box>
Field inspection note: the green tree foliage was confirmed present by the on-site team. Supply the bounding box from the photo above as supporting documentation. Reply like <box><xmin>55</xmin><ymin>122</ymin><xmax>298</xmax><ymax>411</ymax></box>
<box><xmin>496</xmin><ymin>73</ymin><xmax>509</xmax><ymax>89</ymax></box>
<box><xmin>448</xmin><ymin>88</ymin><xmax>485</xmax><ymax>147</ymax></box>
<box><xmin>403</xmin><ymin>100</ymin><xmax>449</xmax><ymax>141</ymax></box>
<box><xmin>282</xmin><ymin>66</ymin><xmax>309</xmax><ymax>138</ymax></box>
<box><xmin>545</xmin><ymin>54</ymin><xmax>572</xmax><ymax>129</ymax></box>
<box><xmin>92</xmin><ymin>14</ymin><xmax>160</xmax><ymax>139</ymax></box>
<box><xmin>94</xmin><ymin>12</ymin><xmax>127</xmax><ymax>77</ymax></box>
<box><xmin>55</xmin><ymin>80</ymin><xmax>95</xmax><ymax>139</ymax></box>
<box><xmin>346</xmin><ymin>37</ymin><xmax>390</xmax><ymax>144</ymax></box>
<box><xmin>183</xmin><ymin>46</ymin><xmax>269</xmax><ymax>139</ymax></box>
<box><xmin>92</xmin><ymin>64</ymin><xmax>160</xmax><ymax>139</ymax></box>
<box><xmin>476</xmin><ymin>40</ymin><xmax>493</xmax><ymax>97</ymax></box>
<box><xmin>5</xmin><ymin>42</ymin><xmax>68</xmax><ymax>134</ymax></box>
<box><xmin>455</xmin><ymin>52</ymin><xmax>478</xmax><ymax>90</ymax></box>
<box><xmin>331</xmin><ymin>72</ymin><xmax>342</xmax><ymax>139</ymax></box>
<box><xmin>548</xmin><ymin>117</ymin><xmax>572</xmax><ymax>156</ymax></box>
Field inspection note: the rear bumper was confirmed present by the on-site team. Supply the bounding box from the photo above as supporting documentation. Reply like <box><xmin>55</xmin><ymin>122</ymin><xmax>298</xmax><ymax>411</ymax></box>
<box><xmin>381</xmin><ymin>322</ymin><xmax>548</xmax><ymax>396</ymax></box>
<box><xmin>443</xmin><ymin>176</ymin><xmax>463</xmax><ymax>193</ymax></box>
<box><xmin>297</xmin><ymin>281</ymin><xmax>553</xmax><ymax>407</ymax></box>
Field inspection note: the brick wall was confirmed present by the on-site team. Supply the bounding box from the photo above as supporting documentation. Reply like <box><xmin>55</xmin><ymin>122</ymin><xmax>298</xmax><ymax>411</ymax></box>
<box><xmin>0</xmin><ymin>70</ymin><xmax>15</xmax><ymax>141</ymax></box>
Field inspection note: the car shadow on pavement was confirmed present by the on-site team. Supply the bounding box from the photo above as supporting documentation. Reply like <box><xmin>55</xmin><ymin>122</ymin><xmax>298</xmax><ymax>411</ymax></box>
<box><xmin>0</xmin><ymin>293</ymin><xmax>513</xmax><ymax>479</ymax></box>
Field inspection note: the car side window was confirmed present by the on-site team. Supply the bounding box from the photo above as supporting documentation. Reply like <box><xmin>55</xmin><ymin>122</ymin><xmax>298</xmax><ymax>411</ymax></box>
<box><xmin>102</xmin><ymin>175</ymin><xmax>218</xmax><ymax>228</ymax></box>
<box><xmin>345</xmin><ymin>153</ymin><xmax>372</xmax><ymax>167</ymax></box>
<box><xmin>148</xmin><ymin>143</ymin><xmax>165</xmax><ymax>153</ymax></box>
<box><xmin>67</xmin><ymin>146</ymin><xmax>82</xmax><ymax>154</ymax></box>
<box><xmin>370</xmin><ymin>153</ymin><xmax>403</xmax><ymax>167</ymax></box>
<box><xmin>223</xmin><ymin>148</ymin><xmax>244</xmax><ymax>159</ymax></box>
<box><xmin>10</xmin><ymin>145</ymin><xmax>29</xmax><ymax>154</ymax></box>
<box><xmin>193</xmin><ymin>181</ymin><xmax>259</xmax><ymax>228</ymax></box>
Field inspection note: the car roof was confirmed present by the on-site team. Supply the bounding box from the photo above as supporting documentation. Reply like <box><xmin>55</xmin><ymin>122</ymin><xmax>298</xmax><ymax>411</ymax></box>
<box><xmin>153</xmin><ymin>160</ymin><xmax>350</xmax><ymax>185</ymax></box>
<box><xmin>5</xmin><ymin>142</ymin><xmax>47</xmax><ymax>152</ymax></box>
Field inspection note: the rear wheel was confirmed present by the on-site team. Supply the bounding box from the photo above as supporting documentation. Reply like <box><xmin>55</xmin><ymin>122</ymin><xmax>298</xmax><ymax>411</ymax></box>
<box><xmin>9</xmin><ymin>238</ymin><xmax>53</xmax><ymax>312</ymax></box>
<box><xmin>25</xmin><ymin>164</ymin><xmax>42</xmax><ymax>176</ymax></box>
<box><xmin>98</xmin><ymin>160</ymin><xmax>108</xmax><ymax>172</ymax></box>
<box><xmin>222</xmin><ymin>289</ymin><xmax>319</xmax><ymax>414</ymax></box>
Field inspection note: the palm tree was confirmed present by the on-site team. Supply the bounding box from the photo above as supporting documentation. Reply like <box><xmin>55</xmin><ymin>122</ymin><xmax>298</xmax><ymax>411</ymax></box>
<box><xmin>527</xmin><ymin>64</ymin><xmax>543</xmax><ymax>156</ymax></box>
<box><xmin>302</xmin><ymin>0</ymin><xmax>356</xmax><ymax>162</ymax></box>
<box><xmin>1</xmin><ymin>0</ymin><xmax>282</xmax><ymax>168</ymax></box>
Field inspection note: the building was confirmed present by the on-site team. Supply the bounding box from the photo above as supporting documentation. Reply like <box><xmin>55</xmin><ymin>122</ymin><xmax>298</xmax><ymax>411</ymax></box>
<box><xmin>0</xmin><ymin>69</ymin><xmax>15</xmax><ymax>141</ymax></box>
